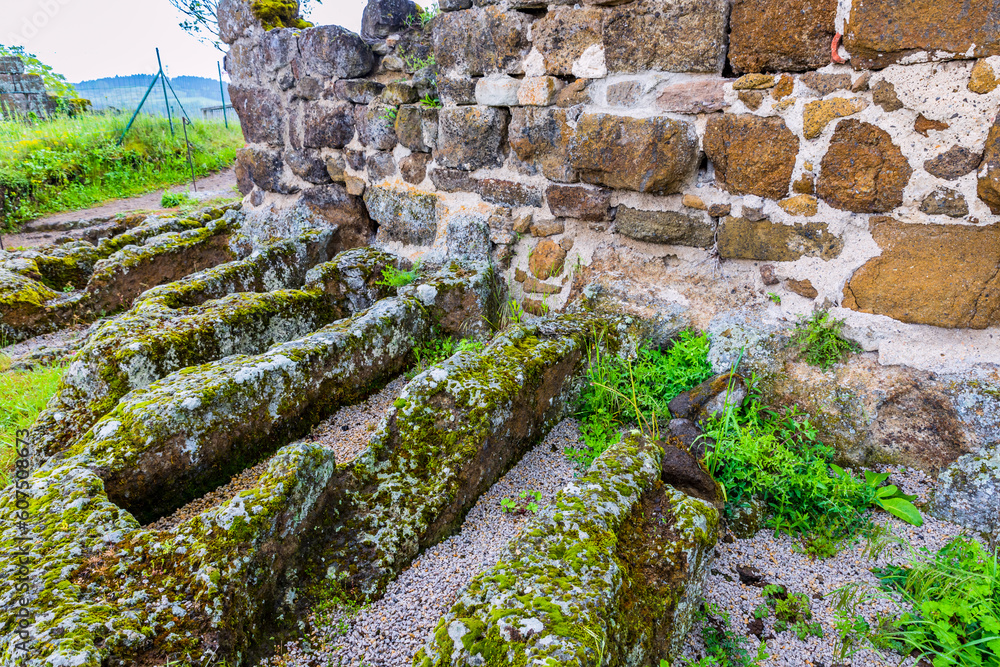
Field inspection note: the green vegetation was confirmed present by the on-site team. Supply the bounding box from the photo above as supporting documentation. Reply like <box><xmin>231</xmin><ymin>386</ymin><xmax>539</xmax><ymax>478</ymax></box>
<box><xmin>767</xmin><ymin>292</ymin><xmax>781</xmax><ymax>305</ymax></box>
<box><xmin>681</xmin><ymin>603</ymin><xmax>768</xmax><ymax>667</ymax></box>
<box><xmin>875</xmin><ymin>536</ymin><xmax>1000</xmax><ymax>666</ymax></box>
<box><xmin>377</xmin><ymin>260</ymin><xmax>421</xmax><ymax>288</ymax></box>
<box><xmin>759</xmin><ymin>584</ymin><xmax>823</xmax><ymax>638</ymax></box>
<box><xmin>168</xmin><ymin>0</ymin><xmax>320</xmax><ymax>49</ymax></box>
<box><xmin>160</xmin><ymin>191</ymin><xmax>195</xmax><ymax>208</ymax></box>
<box><xmin>789</xmin><ymin>309</ymin><xmax>861</xmax><ymax>370</ymax></box>
<box><xmin>500</xmin><ymin>490</ymin><xmax>541</xmax><ymax>515</ymax></box>
<box><xmin>0</xmin><ymin>113</ymin><xmax>242</xmax><ymax>229</ymax></box>
<box><xmin>830</xmin><ymin>535</ymin><xmax>1000</xmax><ymax>666</ymax></box>
<box><xmin>703</xmin><ymin>385</ymin><xmax>921</xmax><ymax>557</ymax></box>
<box><xmin>419</xmin><ymin>94</ymin><xmax>443</xmax><ymax>109</ymax></box>
<box><xmin>406</xmin><ymin>2</ymin><xmax>441</xmax><ymax>27</ymax></box>
<box><xmin>572</xmin><ymin>331</ymin><xmax>713</xmax><ymax>470</ymax></box>
<box><xmin>0</xmin><ymin>362</ymin><xmax>65</xmax><ymax>485</ymax></box>
<box><xmin>407</xmin><ymin>336</ymin><xmax>484</xmax><ymax>379</ymax></box>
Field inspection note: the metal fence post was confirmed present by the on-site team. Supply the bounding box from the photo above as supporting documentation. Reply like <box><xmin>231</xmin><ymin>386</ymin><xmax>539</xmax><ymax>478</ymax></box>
<box><xmin>156</xmin><ymin>48</ymin><xmax>173</xmax><ymax>136</ymax></box>
<box><xmin>218</xmin><ymin>61</ymin><xmax>228</xmax><ymax>128</ymax></box>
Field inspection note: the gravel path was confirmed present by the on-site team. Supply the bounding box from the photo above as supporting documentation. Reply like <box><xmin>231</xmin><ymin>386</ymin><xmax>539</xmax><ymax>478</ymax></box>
<box><xmin>678</xmin><ymin>464</ymin><xmax>969</xmax><ymax>667</ymax></box>
<box><xmin>307</xmin><ymin>376</ymin><xmax>410</xmax><ymax>463</ymax></box>
<box><xmin>262</xmin><ymin>418</ymin><xmax>583</xmax><ymax>667</ymax></box>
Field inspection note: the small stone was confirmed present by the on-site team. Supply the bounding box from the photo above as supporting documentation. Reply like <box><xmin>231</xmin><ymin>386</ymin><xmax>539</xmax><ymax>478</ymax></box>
<box><xmin>732</xmin><ymin>73</ymin><xmax>775</xmax><ymax>90</ymax></box>
<box><xmin>476</xmin><ymin>179</ymin><xmax>543</xmax><ymax>208</ymax></box>
<box><xmin>547</xmin><ymin>185</ymin><xmax>612</xmax><ymax>221</ymax></box>
<box><xmin>512</xmin><ymin>214</ymin><xmax>532</xmax><ymax>234</ymax></box>
<box><xmin>555</xmin><ymin>79</ymin><xmax>589</xmax><ymax>107</ymax></box>
<box><xmin>400</xmin><ymin>153</ymin><xmax>432</xmax><ymax>184</ymax></box>
<box><xmin>334</xmin><ymin>79</ymin><xmax>386</xmax><ymax>104</ymax></box>
<box><xmin>779</xmin><ymin>194</ymin><xmax>818</xmax><ymax>216</ymax></box>
<box><xmin>438</xmin><ymin>78</ymin><xmax>477</xmax><ymax>106</ymax></box>
<box><xmin>475</xmin><ymin>75</ymin><xmax>521</xmax><ymax>106</ymax></box>
<box><xmin>616</xmin><ymin>207</ymin><xmax>716</xmax><ymax>248</ymax></box>
<box><xmin>514</xmin><ymin>267</ymin><xmax>527</xmax><ymax>282</ymax></box>
<box><xmin>969</xmin><ymin>59</ymin><xmax>999</xmax><ymax>93</ymax></box>
<box><xmin>522</xmin><ymin>276</ymin><xmax>562</xmax><ymax>294</ymax></box>
<box><xmin>517</xmin><ymin>77</ymin><xmax>563</xmax><ymax>106</ymax></box>
<box><xmin>920</xmin><ymin>187</ymin><xmax>969</xmax><ymax>218</ymax></box>
<box><xmin>802</xmin><ymin>97</ymin><xmax>866</xmax><ymax>139</ymax></box>
<box><xmin>760</xmin><ymin>264</ymin><xmax>779</xmax><ymax>286</ymax></box>
<box><xmin>786</xmin><ymin>278</ymin><xmax>818</xmax><ymax>298</ymax></box>
<box><xmin>707</xmin><ymin>203</ymin><xmax>731</xmax><ymax>217</ymax></box>
<box><xmin>367</xmin><ymin>151</ymin><xmax>397</xmax><ymax>181</ymax></box>
<box><xmin>683</xmin><ymin>194</ymin><xmax>707</xmax><ymax>210</ymax></box>
<box><xmin>792</xmin><ymin>174</ymin><xmax>815</xmax><ymax>194</ymax></box>
<box><xmin>924</xmin><ymin>145</ymin><xmax>983</xmax><ymax>180</ymax></box>
<box><xmin>871</xmin><ymin>79</ymin><xmax>903</xmax><ymax>112</ymax></box>
<box><xmin>771</xmin><ymin>74</ymin><xmax>794</xmax><ymax>100</ymax></box>
<box><xmin>559</xmin><ymin>237</ymin><xmax>575</xmax><ymax>252</ymax></box>
<box><xmin>382</xmin><ymin>81</ymin><xmax>418</xmax><ymax>105</ymax></box>
<box><xmin>718</xmin><ymin>217</ymin><xmax>843</xmax><ymax>261</ymax></box>
<box><xmin>436</xmin><ymin>106</ymin><xmax>509</xmax><ymax>171</ymax></box>
<box><xmin>607</xmin><ymin>81</ymin><xmax>645</xmax><ymax>107</ymax></box>
<box><xmin>529</xmin><ymin>239</ymin><xmax>567</xmax><ymax>279</ymax></box>
<box><xmin>655</xmin><ymin>78</ymin><xmax>727</xmax><ymax>113</ymax></box>
<box><xmin>704</xmin><ymin>114</ymin><xmax>799</xmax><ymax>199</ymax></box>
<box><xmin>851</xmin><ymin>71</ymin><xmax>872</xmax><ymax>92</ymax></box>
<box><xmin>742</xmin><ymin>206</ymin><xmax>766</xmax><ymax>222</ymax></box>
<box><xmin>817</xmin><ymin>119</ymin><xmax>912</xmax><ymax>213</ymax></box>
<box><xmin>529</xmin><ymin>218</ymin><xmax>566</xmax><ymax>237</ymax></box>
<box><xmin>738</xmin><ymin>90</ymin><xmax>765</xmax><ymax>110</ymax></box>
<box><xmin>325</xmin><ymin>152</ymin><xmax>347</xmax><ymax>183</ymax></box>
<box><xmin>799</xmin><ymin>72</ymin><xmax>852</xmax><ymax>95</ymax></box>
<box><xmin>914</xmin><ymin>113</ymin><xmax>949</xmax><ymax>137</ymax></box>
<box><xmin>345</xmin><ymin>175</ymin><xmax>366</xmax><ymax>196</ymax></box>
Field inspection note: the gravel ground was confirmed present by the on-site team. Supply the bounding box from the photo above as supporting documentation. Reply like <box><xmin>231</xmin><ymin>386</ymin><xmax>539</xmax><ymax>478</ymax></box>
<box><xmin>262</xmin><ymin>418</ymin><xmax>583</xmax><ymax>667</ymax></box>
<box><xmin>678</xmin><ymin>464</ymin><xmax>969</xmax><ymax>667</ymax></box>
<box><xmin>307</xmin><ymin>376</ymin><xmax>410</xmax><ymax>463</ymax></box>
<box><xmin>146</xmin><ymin>378</ymin><xmax>411</xmax><ymax>531</ymax></box>
<box><xmin>145</xmin><ymin>459</ymin><xmax>271</xmax><ymax>532</ymax></box>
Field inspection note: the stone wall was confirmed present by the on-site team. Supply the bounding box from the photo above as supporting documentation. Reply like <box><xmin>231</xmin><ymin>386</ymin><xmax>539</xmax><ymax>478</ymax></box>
<box><xmin>0</xmin><ymin>56</ymin><xmax>56</xmax><ymax>119</ymax></box>
<box><xmin>220</xmin><ymin>0</ymin><xmax>1000</xmax><ymax>374</ymax></box>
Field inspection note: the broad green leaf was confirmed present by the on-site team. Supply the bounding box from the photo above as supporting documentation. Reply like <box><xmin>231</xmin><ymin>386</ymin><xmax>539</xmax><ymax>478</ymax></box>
<box><xmin>864</xmin><ymin>470</ymin><xmax>890</xmax><ymax>486</ymax></box>
<box><xmin>877</xmin><ymin>497</ymin><xmax>923</xmax><ymax>526</ymax></box>
<box><xmin>877</xmin><ymin>485</ymin><xmax>900</xmax><ymax>498</ymax></box>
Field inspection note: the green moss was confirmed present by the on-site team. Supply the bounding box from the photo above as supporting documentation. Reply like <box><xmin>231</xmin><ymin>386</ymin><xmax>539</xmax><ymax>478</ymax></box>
<box><xmin>251</xmin><ymin>0</ymin><xmax>313</xmax><ymax>30</ymax></box>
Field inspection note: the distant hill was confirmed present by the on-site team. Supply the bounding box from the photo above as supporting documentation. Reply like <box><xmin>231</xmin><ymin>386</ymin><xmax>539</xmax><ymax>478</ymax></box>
<box><xmin>72</xmin><ymin>75</ymin><xmax>230</xmax><ymax>116</ymax></box>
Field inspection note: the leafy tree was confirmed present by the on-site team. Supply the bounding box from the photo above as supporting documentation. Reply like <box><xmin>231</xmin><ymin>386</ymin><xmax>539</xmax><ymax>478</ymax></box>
<box><xmin>168</xmin><ymin>0</ymin><xmax>322</xmax><ymax>51</ymax></box>
<box><xmin>0</xmin><ymin>45</ymin><xmax>79</xmax><ymax>98</ymax></box>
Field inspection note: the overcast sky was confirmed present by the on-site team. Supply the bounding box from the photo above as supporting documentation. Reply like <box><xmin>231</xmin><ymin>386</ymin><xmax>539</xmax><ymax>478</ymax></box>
<box><xmin>1</xmin><ymin>0</ymin><xmax>364</xmax><ymax>83</ymax></box>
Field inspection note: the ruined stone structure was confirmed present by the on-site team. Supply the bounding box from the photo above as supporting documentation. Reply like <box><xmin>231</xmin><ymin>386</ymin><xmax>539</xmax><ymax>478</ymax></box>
<box><xmin>0</xmin><ymin>57</ymin><xmax>56</xmax><ymax>119</ymax></box>
<box><xmin>2</xmin><ymin>0</ymin><xmax>1000</xmax><ymax>665</ymax></box>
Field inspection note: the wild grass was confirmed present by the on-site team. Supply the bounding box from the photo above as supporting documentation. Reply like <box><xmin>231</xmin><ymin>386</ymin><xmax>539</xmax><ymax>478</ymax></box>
<box><xmin>0</xmin><ymin>113</ymin><xmax>243</xmax><ymax>230</ymax></box>
<box><xmin>572</xmin><ymin>331</ymin><xmax>714</xmax><ymax>470</ymax></box>
<box><xmin>0</xmin><ymin>363</ymin><xmax>65</xmax><ymax>485</ymax></box>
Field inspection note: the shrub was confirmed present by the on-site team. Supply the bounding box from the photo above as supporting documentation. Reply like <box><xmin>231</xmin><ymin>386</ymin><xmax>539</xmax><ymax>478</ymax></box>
<box><xmin>376</xmin><ymin>260</ymin><xmax>421</xmax><ymax>288</ymax></box>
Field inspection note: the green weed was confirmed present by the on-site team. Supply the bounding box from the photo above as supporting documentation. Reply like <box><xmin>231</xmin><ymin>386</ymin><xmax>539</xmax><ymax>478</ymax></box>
<box><xmin>500</xmin><ymin>490</ymin><xmax>541</xmax><ymax>515</ymax></box>
<box><xmin>874</xmin><ymin>536</ymin><xmax>1000</xmax><ymax>666</ymax></box>
<box><xmin>703</xmin><ymin>387</ymin><xmax>876</xmax><ymax>556</ymax></box>
<box><xmin>419</xmin><ymin>94</ymin><xmax>442</xmax><ymax>108</ymax></box>
<box><xmin>1</xmin><ymin>363</ymin><xmax>65</xmax><ymax>485</ymax></box>
<box><xmin>686</xmin><ymin>603</ymin><xmax>766</xmax><ymax>666</ymax></box>
<box><xmin>160</xmin><ymin>191</ymin><xmax>196</xmax><ymax>208</ymax></box>
<box><xmin>407</xmin><ymin>336</ymin><xmax>483</xmax><ymax>379</ymax></box>
<box><xmin>767</xmin><ymin>292</ymin><xmax>781</xmax><ymax>305</ymax></box>
<box><xmin>789</xmin><ymin>309</ymin><xmax>861</xmax><ymax>370</ymax></box>
<box><xmin>377</xmin><ymin>260</ymin><xmax>421</xmax><ymax>288</ymax></box>
<box><xmin>572</xmin><ymin>331</ymin><xmax>713</xmax><ymax>470</ymax></box>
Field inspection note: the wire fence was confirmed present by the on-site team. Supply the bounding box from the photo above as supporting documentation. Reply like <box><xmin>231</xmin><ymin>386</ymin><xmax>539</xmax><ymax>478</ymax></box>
<box><xmin>0</xmin><ymin>59</ymin><xmax>237</xmax><ymax>149</ymax></box>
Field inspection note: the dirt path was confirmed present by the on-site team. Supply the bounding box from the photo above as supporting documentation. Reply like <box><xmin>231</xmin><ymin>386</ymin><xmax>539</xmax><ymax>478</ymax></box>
<box><xmin>1</xmin><ymin>169</ymin><xmax>239</xmax><ymax>249</ymax></box>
